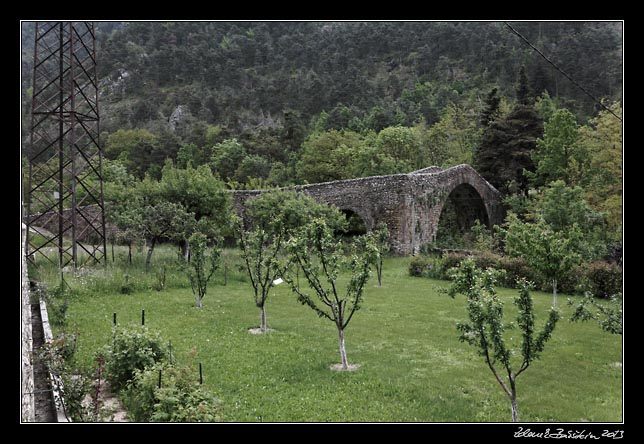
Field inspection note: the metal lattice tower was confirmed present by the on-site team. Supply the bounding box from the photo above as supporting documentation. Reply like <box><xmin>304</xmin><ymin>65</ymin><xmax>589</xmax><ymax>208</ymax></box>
<box><xmin>25</xmin><ymin>22</ymin><xmax>106</xmax><ymax>268</ymax></box>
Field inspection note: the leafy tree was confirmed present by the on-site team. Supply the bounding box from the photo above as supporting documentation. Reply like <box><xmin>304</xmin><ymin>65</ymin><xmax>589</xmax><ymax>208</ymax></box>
<box><xmin>210</xmin><ymin>138</ymin><xmax>247</xmax><ymax>182</ymax></box>
<box><xmin>185</xmin><ymin>232</ymin><xmax>221</xmax><ymax>309</ymax></box>
<box><xmin>158</xmin><ymin>161</ymin><xmax>232</xmax><ymax>257</ymax></box>
<box><xmin>502</xmin><ymin>213</ymin><xmax>581</xmax><ymax>307</ymax></box>
<box><xmin>284</xmin><ymin>219</ymin><xmax>377</xmax><ymax>370</ymax></box>
<box><xmin>296</xmin><ymin>130</ymin><xmax>367</xmax><ymax>183</ymax></box>
<box><xmin>530</xmin><ymin>109</ymin><xmax>587</xmax><ymax>187</ymax></box>
<box><xmin>535</xmin><ymin>180</ymin><xmax>606</xmax><ymax>260</ymax></box>
<box><xmin>235</xmin><ymin>154</ymin><xmax>272</xmax><ymax>184</ymax></box>
<box><xmin>424</xmin><ymin>103</ymin><xmax>481</xmax><ymax>168</ymax></box>
<box><xmin>447</xmin><ymin>260</ymin><xmax>559</xmax><ymax>422</ymax></box>
<box><xmin>534</xmin><ymin>91</ymin><xmax>559</xmax><ymax>122</ymax></box>
<box><xmin>105</xmin><ymin>129</ymin><xmax>160</xmax><ymax>178</ymax></box>
<box><xmin>577</xmin><ymin>102</ymin><xmax>622</xmax><ymax>239</ymax></box>
<box><xmin>238</xmin><ymin>190</ymin><xmax>347</xmax><ymax>332</ymax></box>
<box><xmin>176</xmin><ymin>143</ymin><xmax>201</xmax><ymax>168</ymax></box>
<box><xmin>375</xmin><ymin>126</ymin><xmax>422</xmax><ymax>171</ymax></box>
<box><xmin>139</xmin><ymin>201</ymin><xmax>194</xmax><ymax>272</ymax></box>
<box><xmin>568</xmin><ymin>292</ymin><xmax>622</xmax><ymax>335</ymax></box>
<box><xmin>244</xmin><ymin>189</ymin><xmax>347</xmax><ymax>234</ymax></box>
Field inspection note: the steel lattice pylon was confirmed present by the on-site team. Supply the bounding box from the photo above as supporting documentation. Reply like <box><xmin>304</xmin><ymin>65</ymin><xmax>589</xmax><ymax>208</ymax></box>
<box><xmin>25</xmin><ymin>21</ymin><xmax>106</xmax><ymax>268</ymax></box>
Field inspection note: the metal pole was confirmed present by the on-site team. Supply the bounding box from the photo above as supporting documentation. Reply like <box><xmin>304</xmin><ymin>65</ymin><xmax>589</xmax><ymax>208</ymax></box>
<box><xmin>68</xmin><ymin>22</ymin><xmax>78</xmax><ymax>267</ymax></box>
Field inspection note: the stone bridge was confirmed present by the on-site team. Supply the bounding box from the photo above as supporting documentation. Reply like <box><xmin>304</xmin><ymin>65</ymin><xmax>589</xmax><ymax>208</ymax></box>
<box><xmin>233</xmin><ymin>164</ymin><xmax>503</xmax><ymax>255</ymax></box>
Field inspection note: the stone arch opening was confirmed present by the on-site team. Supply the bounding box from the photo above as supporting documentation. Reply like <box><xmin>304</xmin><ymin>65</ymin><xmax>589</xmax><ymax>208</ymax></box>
<box><xmin>434</xmin><ymin>183</ymin><xmax>490</xmax><ymax>247</ymax></box>
<box><xmin>339</xmin><ymin>209</ymin><xmax>368</xmax><ymax>237</ymax></box>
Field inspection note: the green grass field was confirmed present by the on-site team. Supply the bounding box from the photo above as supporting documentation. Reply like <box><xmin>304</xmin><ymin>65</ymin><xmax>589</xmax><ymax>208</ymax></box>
<box><xmin>42</xmin><ymin>246</ymin><xmax>622</xmax><ymax>423</ymax></box>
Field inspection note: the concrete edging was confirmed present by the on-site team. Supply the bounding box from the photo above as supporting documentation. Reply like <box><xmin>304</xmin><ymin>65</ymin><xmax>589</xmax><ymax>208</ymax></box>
<box><xmin>38</xmin><ymin>298</ymin><xmax>71</xmax><ymax>423</ymax></box>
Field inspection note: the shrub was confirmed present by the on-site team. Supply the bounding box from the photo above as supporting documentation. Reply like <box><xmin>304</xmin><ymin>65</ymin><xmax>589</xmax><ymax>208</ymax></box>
<box><xmin>409</xmin><ymin>256</ymin><xmax>430</xmax><ymax>277</ymax></box>
<box><xmin>99</xmin><ymin>326</ymin><xmax>173</xmax><ymax>392</ymax></box>
<box><xmin>32</xmin><ymin>281</ymin><xmax>71</xmax><ymax>327</ymax></box>
<box><xmin>120</xmin><ymin>273</ymin><xmax>135</xmax><ymax>294</ymax></box>
<box><xmin>440</xmin><ymin>252</ymin><xmax>469</xmax><ymax>279</ymax></box>
<box><xmin>497</xmin><ymin>256</ymin><xmax>538</xmax><ymax>289</ymax></box>
<box><xmin>37</xmin><ymin>333</ymin><xmax>99</xmax><ymax>422</ymax></box>
<box><xmin>584</xmin><ymin>261</ymin><xmax>623</xmax><ymax>298</ymax></box>
<box><xmin>123</xmin><ymin>362</ymin><xmax>222</xmax><ymax>422</ymax></box>
<box><xmin>472</xmin><ymin>252</ymin><xmax>501</xmax><ymax>271</ymax></box>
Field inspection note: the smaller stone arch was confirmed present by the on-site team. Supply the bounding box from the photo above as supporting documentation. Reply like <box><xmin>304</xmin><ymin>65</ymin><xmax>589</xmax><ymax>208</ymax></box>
<box><xmin>338</xmin><ymin>208</ymin><xmax>369</xmax><ymax>237</ymax></box>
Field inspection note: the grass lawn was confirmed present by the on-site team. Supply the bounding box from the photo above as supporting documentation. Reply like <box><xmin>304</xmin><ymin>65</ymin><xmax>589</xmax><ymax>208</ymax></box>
<box><xmin>46</xmin><ymin>247</ymin><xmax>622</xmax><ymax>423</ymax></box>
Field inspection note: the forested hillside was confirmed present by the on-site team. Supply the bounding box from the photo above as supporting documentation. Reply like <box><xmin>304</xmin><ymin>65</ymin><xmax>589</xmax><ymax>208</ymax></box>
<box><xmin>21</xmin><ymin>20</ymin><xmax>623</xmax><ymax>255</ymax></box>
<box><xmin>21</xmin><ymin>21</ymin><xmax>622</xmax><ymax>179</ymax></box>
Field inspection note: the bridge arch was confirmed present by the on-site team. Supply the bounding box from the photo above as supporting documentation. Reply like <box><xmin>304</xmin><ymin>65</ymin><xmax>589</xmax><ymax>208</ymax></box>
<box><xmin>432</xmin><ymin>182</ymin><xmax>490</xmax><ymax>243</ymax></box>
<box><xmin>338</xmin><ymin>208</ymin><xmax>370</xmax><ymax>237</ymax></box>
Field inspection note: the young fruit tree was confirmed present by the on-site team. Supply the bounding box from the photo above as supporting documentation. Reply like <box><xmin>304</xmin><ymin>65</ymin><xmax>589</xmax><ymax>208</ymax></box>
<box><xmin>185</xmin><ymin>232</ymin><xmax>221</xmax><ymax>309</ymax></box>
<box><xmin>568</xmin><ymin>292</ymin><xmax>623</xmax><ymax>335</ymax></box>
<box><xmin>237</xmin><ymin>221</ymin><xmax>285</xmax><ymax>333</ymax></box>
<box><xmin>237</xmin><ymin>189</ymin><xmax>347</xmax><ymax>334</ymax></box>
<box><xmin>502</xmin><ymin>212</ymin><xmax>581</xmax><ymax>308</ymax></box>
<box><xmin>448</xmin><ymin>259</ymin><xmax>560</xmax><ymax>422</ymax></box>
<box><xmin>372</xmin><ymin>222</ymin><xmax>390</xmax><ymax>287</ymax></box>
<box><xmin>285</xmin><ymin>219</ymin><xmax>377</xmax><ymax>370</ymax></box>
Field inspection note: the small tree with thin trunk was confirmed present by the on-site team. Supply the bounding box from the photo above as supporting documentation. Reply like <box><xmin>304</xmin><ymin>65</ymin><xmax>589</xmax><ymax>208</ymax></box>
<box><xmin>502</xmin><ymin>212</ymin><xmax>581</xmax><ymax>308</ymax></box>
<box><xmin>238</xmin><ymin>222</ymin><xmax>285</xmax><ymax>333</ymax></box>
<box><xmin>372</xmin><ymin>222</ymin><xmax>390</xmax><ymax>287</ymax></box>
<box><xmin>285</xmin><ymin>219</ymin><xmax>377</xmax><ymax>370</ymax></box>
<box><xmin>185</xmin><ymin>232</ymin><xmax>221</xmax><ymax>309</ymax></box>
<box><xmin>238</xmin><ymin>189</ymin><xmax>347</xmax><ymax>334</ymax></box>
<box><xmin>448</xmin><ymin>259</ymin><xmax>559</xmax><ymax>422</ymax></box>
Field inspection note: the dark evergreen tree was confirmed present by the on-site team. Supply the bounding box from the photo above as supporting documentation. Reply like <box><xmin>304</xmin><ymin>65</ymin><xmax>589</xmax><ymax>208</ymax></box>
<box><xmin>480</xmin><ymin>87</ymin><xmax>501</xmax><ymax>127</ymax></box>
<box><xmin>516</xmin><ymin>65</ymin><xmax>532</xmax><ymax>105</ymax></box>
<box><xmin>475</xmin><ymin>105</ymin><xmax>543</xmax><ymax>195</ymax></box>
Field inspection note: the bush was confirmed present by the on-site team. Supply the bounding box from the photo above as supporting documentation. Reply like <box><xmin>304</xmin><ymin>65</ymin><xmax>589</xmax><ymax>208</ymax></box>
<box><xmin>123</xmin><ymin>362</ymin><xmax>222</xmax><ymax>422</ymax></box>
<box><xmin>472</xmin><ymin>252</ymin><xmax>501</xmax><ymax>271</ymax></box>
<box><xmin>440</xmin><ymin>252</ymin><xmax>469</xmax><ymax>279</ymax></box>
<box><xmin>99</xmin><ymin>326</ymin><xmax>173</xmax><ymax>392</ymax></box>
<box><xmin>497</xmin><ymin>256</ymin><xmax>538</xmax><ymax>289</ymax></box>
<box><xmin>409</xmin><ymin>256</ymin><xmax>430</xmax><ymax>277</ymax></box>
<box><xmin>584</xmin><ymin>261</ymin><xmax>623</xmax><ymax>298</ymax></box>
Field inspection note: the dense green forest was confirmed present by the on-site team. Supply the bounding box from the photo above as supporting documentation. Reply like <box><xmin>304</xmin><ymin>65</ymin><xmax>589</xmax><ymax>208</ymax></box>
<box><xmin>21</xmin><ymin>20</ymin><xmax>623</xmax><ymax>257</ymax></box>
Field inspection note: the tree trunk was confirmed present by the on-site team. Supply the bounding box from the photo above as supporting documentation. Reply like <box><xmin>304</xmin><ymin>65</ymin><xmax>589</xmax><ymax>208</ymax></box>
<box><xmin>127</xmin><ymin>243</ymin><xmax>132</xmax><ymax>265</ymax></box>
<box><xmin>183</xmin><ymin>239</ymin><xmax>190</xmax><ymax>263</ymax></box>
<box><xmin>552</xmin><ymin>279</ymin><xmax>558</xmax><ymax>308</ymax></box>
<box><xmin>196</xmin><ymin>296</ymin><xmax>203</xmax><ymax>309</ymax></box>
<box><xmin>145</xmin><ymin>238</ymin><xmax>156</xmax><ymax>273</ymax></box>
<box><xmin>511</xmin><ymin>395</ymin><xmax>519</xmax><ymax>422</ymax></box>
<box><xmin>337</xmin><ymin>327</ymin><xmax>349</xmax><ymax>370</ymax></box>
<box><xmin>377</xmin><ymin>259</ymin><xmax>383</xmax><ymax>287</ymax></box>
<box><xmin>260</xmin><ymin>305</ymin><xmax>267</xmax><ymax>332</ymax></box>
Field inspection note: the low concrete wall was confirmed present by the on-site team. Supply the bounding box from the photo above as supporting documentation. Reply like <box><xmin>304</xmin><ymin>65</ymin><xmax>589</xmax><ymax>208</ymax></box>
<box><xmin>39</xmin><ymin>299</ymin><xmax>69</xmax><ymax>422</ymax></box>
<box><xmin>21</xmin><ymin>223</ymin><xmax>35</xmax><ymax>422</ymax></box>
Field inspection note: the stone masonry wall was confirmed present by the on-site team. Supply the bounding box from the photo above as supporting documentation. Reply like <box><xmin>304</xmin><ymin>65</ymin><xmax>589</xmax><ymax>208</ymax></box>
<box><xmin>21</xmin><ymin>223</ymin><xmax>35</xmax><ymax>422</ymax></box>
<box><xmin>233</xmin><ymin>164</ymin><xmax>502</xmax><ymax>255</ymax></box>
